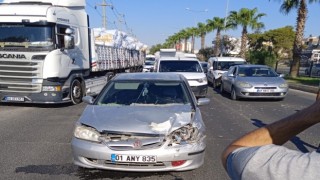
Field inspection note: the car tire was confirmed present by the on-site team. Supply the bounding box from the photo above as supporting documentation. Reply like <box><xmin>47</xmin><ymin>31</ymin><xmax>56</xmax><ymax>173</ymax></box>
<box><xmin>231</xmin><ymin>87</ymin><xmax>238</xmax><ymax>100</ymax></box>
<box><xmin>70</xmin><ymin>79</ymin><xmax>83</xmax><ymax>104</ymax></box>
<box><xmin>212</xmin><ymin>79</ymin><xmax>216</xmax><ymax>89</ymax></box>
<box><xmin>220</xmin><ymin>82</ymin><xmax>225</xmax><ymax>94</ymax></box>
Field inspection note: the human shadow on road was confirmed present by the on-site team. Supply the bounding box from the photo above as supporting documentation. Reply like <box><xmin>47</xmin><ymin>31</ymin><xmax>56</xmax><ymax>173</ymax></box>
<box><xmin>251</xmin><ymin>119</ymin><xmax>318</xmax><ymax>153</ymax></box>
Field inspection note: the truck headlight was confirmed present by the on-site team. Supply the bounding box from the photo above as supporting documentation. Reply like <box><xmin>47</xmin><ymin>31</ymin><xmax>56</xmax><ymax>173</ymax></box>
<box><xmin>197</xmin><ymin>77</ymin><xmax>207</xmax><ymax>83</ymax></box>
<box><xmin>74</xmin><ymin>124</ymin><xmax>101</xmax><ymax>142</ymax></box>
<box><xmin>236</xmin><ymin>81</ymin><xmax>252</xmax><ymax>88</ymax></box>
<box><xmin>42</xmin><ymin>86</ymin><xmax>61</xmax><ymax>92</ymax></box>
<box><xmin>170</xmin><ymin>125</ymin><xmax>199</xmax><ymax>144</ymax></box>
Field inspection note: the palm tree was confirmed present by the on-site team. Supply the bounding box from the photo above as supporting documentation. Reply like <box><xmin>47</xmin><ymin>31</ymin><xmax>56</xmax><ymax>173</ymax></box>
<box><xmin>206</xmin><ymin>17</ymin><xmax>228</xmax><ymax>56</ymax></box>
<box><xmin>186</xmin><ymin>27</ymin><xmax>198</xmax><ymax>53</ymax></box>
<box><xmin>228</xmin><ymin>8</ymin><xmax>266</xmax><ymax>59</ymax></box>
<box><xmin>275</xmin><ymin>0</ymin><xmax>318</xmax><ymax>77</ymax></box>
<box><xmin>197</xmin><ymin>22</ymin><xmax>208</xmax><ymax>50</ymax></box>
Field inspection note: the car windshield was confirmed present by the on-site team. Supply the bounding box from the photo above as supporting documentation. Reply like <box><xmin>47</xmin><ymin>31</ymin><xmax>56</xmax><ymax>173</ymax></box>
<box><xmin>201</xmin><ymin>63</ymin><xmax>207</xmax><ymax>68</ymax></box>
<box><xmin>218</xmin><ymin>61</ymin><xmax>245</xmax><ymax>70</ymax></box>
<box><xmin>238</xmin><ymin>67</ymin><xmax>278</xmax><ymax>77</ymax></box>
<box><xmin>159</xmin><ymin>61</ymin><xmax>203</xmax><ymax>72</ymax></box>
<box><xmin>144</xmin><ymin>61</ymin><xmax>155</xmax><ymax>65</ymax></box>
<box><xmin>96</xmin><ymin>81</ymin><xmax>191</xmax><ymax>106</ymax></box>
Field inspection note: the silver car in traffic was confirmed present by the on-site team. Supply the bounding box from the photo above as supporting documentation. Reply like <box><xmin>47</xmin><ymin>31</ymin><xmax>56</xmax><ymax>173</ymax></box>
<box><xmin>71</xmin><ymin>73</ymin><xmax>210</xmax><ymax>172</ymax></box>
<box><xmin>220</xmin><ymin>65</ymin><xmax>288</xmax><ymax>100</ymax></box>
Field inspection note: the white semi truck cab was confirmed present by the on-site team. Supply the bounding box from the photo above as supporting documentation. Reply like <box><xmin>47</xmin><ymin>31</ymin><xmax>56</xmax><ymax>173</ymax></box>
<box><xmin>0</xmin><ymin>0</ymin><xmax>144</xmax><ymax>104</ymax></box>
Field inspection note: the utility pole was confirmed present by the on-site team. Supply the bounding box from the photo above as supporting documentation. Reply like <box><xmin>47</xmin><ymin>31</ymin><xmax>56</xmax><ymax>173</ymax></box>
<box><xmin>221</xmin><ymin>0</ymin><xmax>229</xmax><ymax>57</ymax></box>
<box><xmin>96</xmin><ymin>0</ymin><xmax>112</xmax><ymax>29</ymax></box>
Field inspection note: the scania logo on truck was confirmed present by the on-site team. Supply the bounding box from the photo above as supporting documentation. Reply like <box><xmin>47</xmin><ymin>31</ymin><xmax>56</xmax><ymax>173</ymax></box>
<box><xmin>0</xmin><ymin>54</ymin><xmax>26</xmax><ymax>59</ymax></box>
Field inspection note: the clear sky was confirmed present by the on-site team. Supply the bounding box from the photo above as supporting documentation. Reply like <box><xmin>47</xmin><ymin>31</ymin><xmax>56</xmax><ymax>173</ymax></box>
<box><xmin>1</xmin><ymin>0</ymin><xmax>319</xmax><ymax>49</ymax></box>
<box><xmin>85</xmin><ymin>0</ymin><xmax>320</xmax><ymax>49</ymax></box>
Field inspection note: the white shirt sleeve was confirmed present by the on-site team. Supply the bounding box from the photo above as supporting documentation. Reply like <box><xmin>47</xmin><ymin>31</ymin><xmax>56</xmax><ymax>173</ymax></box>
<box><xmin>227</xmin><ymin>144</ymin><xmax>320</xmax><ymax>180</ymax></box>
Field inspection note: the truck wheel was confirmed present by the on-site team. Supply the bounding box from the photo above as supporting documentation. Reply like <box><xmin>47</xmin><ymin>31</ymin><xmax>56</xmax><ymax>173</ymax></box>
<box><xmin>70</xmin><ymin>79</ymin><xmax>83</xmax><ymax>104</ymax></box>
<box><xmin>231</xmin><ymin>87</ymin><xmax>238</xmax><ymax>100</ymax></box>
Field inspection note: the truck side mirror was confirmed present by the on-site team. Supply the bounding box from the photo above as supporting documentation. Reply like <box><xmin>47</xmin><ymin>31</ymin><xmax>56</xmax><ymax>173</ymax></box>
<box><xmin>64</xmin><ymin>28</ymin><xmax>75</xmax><ymax>49</ymax></box>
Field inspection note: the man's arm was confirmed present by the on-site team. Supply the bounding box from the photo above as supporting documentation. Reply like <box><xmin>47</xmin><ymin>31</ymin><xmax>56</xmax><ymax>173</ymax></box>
<box><xmin>222</xmin><ymin>98</ymin><xmax>320</xmax><ymax>169</ymax></box>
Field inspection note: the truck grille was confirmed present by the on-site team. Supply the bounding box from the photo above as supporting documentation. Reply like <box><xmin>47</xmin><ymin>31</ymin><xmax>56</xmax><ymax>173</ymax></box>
<box><xmin>0</xmin><ymin>60</ymin><xmax>43</xmax><ymax>93</ymax></box>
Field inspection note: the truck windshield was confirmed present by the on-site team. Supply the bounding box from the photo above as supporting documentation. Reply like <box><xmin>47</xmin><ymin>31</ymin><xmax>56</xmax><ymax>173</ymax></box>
<box><xmin>0</xmin><ymin>24</ymin><xmax>54</xmax><ymax>50</ymax></box>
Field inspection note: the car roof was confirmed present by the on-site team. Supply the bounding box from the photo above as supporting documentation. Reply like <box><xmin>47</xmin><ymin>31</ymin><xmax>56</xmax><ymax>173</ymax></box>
<box><xmin>112</xmin><ymin>72</ymin><xmax>184</xmax><ymax>81</ymax></box>
<box><xmin>158</xmin><ymin>57</ymin><xmax>200</xmax><ymax>61</ymax></box>
<box><xmin>209</xmin><ymin>57</ymin><xmax>246</xmax><ymax>62</ymax></box>
<box><xmin>234</xmin><ymin>64</ymin><xmax>269</xmax><ymax>68</ymax></box>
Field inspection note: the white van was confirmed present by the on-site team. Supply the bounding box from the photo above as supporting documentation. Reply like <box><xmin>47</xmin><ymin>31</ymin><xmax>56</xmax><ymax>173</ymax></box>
<box><xmin>154</xmin><ymin>53</ymin><xmax>208</xmax><ymax>98</ymax></box>
<box><xmin>207</xmin><ymin>57</ymin><xmax>246</xmax><ymax>88</ymax></box>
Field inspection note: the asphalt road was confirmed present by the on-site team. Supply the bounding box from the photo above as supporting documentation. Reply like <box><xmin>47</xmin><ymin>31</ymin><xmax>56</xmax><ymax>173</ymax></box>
<box><xmin>0</xmin><ymin>88</ymin><xmax>318</xmax><ymax>180</ymax></box>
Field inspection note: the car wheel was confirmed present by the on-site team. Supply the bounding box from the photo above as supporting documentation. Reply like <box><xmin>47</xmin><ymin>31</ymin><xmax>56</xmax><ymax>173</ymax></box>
<box><xmin>231</xmin><ymin>87</ymin><xmax>238</xmax><ymax>100</ymax></box>
<box><xmin>220</xmin><ymin>82</ymin><xmax>224</xmax><ymax>94</ymax></box>
<box><xmin>70</xmin><ymin>79</ymin><xmax>83</xmax><ymax>104</ymax></box>
<box><xmin>212</xmin><ymin>79</ymin><xmax>216</xmax><ymax>89</ymax></box>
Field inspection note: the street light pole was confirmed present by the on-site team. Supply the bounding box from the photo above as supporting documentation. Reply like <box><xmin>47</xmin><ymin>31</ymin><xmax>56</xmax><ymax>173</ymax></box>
<box><xmin>221</xmin><ymin>0</ymin><xmax>229</xmax><ymax>57</ymax></box>
<box><xmin>97</xmin><ymin>0</ymin><xmax>112</xmax><ymax>29</ymax></box>
<box><xmin>185</xmin><ymin>8</ymin><xmax>208</xmax><ymax>53</ymax></box>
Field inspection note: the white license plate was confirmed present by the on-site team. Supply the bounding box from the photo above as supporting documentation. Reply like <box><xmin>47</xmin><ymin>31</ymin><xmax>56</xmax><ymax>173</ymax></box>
<box><xmin>5</xmin><ymin>96</ymin><xmax>25</xmax><ymax>102</ymax></box>
<box><xmin>111</xmin><ymin>154</ymin><xmax>157</xmax><ymax>163</ymax></box>
<box><xmin>257</xmin><ymin>89</ymin><xmax>274</xmax><ymax>92</ymax></box>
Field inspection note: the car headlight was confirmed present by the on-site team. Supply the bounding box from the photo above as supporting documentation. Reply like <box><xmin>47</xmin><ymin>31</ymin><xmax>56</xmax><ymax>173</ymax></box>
<box><xmin>279</xmin><ymin>83</ymin><xmax>288</xmax><ymax>88</ymax></box>
<box><xmin>236</xmin><ymin>81</ymin><xmax>252</xmax><ymax>88</ymax></box>
<box><xmin>170</xmin><ymin>125</ymin><xmax>199</xmax><ymax>144</ymax></box>
<box><xmin>74</xmin><ymin>124</ymin><xmax>101</xmax><ymax>142</ymax></box>
<box><xmin>197</xmin><ymin>77</ymin><xmax>207</xmax><ymax>83</ymax></box>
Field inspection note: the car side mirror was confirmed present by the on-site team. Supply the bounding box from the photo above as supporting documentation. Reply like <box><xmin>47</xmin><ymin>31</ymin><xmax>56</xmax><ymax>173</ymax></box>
<box><xmin>64</xmin><ymin>28</ymin><xmax>75</xmax><ymax>49</ymax></box>
<box><xmin>197</xmin><ymin>98</ymin><xmax>210</xmax><ymax>106</ymax></box>
<box><xmin>278</xmin><ymin>74</ymin><xmax>285</xmax><ymax>78</ymax></box>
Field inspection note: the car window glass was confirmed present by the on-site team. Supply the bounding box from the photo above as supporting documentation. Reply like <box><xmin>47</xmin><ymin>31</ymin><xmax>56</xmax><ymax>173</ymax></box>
<box><xmin>97</xmin><ymin>81</ymin><xmax>191</xmax><ymax>106</ymax></box>
<box><xmin>227</xmin><ymin>67</ymin><xmax>235</xmax><ymax>75</ymax></box>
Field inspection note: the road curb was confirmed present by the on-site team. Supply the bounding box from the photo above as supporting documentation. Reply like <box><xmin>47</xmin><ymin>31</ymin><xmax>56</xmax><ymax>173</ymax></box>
<box><xmin>288</xmin><ymin>82</ymin><xmax>319</xmax><ymax>94</ymax></box>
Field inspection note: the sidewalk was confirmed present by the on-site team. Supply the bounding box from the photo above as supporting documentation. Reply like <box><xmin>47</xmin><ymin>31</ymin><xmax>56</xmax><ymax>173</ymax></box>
<box><xmin>288</xmin><ymin>81</ymin><xmax>319</xmax><ymax>94</ymax></box>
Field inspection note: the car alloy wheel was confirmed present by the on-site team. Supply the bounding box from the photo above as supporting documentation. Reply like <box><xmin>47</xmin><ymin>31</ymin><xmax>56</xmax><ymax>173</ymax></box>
<box><xmin>231</xmin><ymin>87</ymin><xmax>238</xmax><ymax>100</ymax></box>
<box><xmin>212</xmin><ymin>79</ymin><xmax>216</xmax><ymax>89</ymax></box>
<box><xmin>220</xmin><ymin>83</ymin><xmax>224</xmax><ymax>93</ymax></box>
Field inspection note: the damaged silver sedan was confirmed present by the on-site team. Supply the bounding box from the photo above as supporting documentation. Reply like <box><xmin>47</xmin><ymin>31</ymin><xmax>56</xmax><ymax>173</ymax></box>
<box><xmin>71</xmin><ymin>73</ymin><xmax>210</xmax><ymax>172</ymax></box>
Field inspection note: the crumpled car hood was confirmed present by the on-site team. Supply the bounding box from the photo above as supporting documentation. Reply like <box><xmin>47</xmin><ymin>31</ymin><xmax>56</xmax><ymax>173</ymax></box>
<box><xmin>78</xmin><ymin>105</ymin><xmax>193</xmax><ymax>135</ymax></box>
